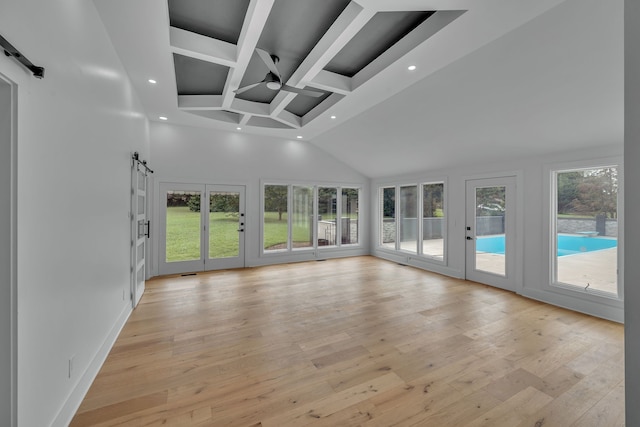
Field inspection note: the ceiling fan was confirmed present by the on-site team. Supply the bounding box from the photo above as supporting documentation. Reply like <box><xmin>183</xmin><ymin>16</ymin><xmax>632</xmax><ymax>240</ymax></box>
<box><xmin>234</xmin><ymin>48</ymin><xmax>325</xmax><ymax>97</ymax></box>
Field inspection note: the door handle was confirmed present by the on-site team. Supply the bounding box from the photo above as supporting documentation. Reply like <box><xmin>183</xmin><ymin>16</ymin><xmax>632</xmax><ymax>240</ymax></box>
<box><xmin>237</xmin><ymin>229</ymin><xmax>244</xmax><ymax>232</ymax></box>
<box><xmin>145</xmin><ymin>220</ymin><xmax>151</xmax><ymax>238</ymax></box>
<box><xmin>466</xmin><ymin>236</ymin><xmax>473</xmax><ymax>240</ymax></box>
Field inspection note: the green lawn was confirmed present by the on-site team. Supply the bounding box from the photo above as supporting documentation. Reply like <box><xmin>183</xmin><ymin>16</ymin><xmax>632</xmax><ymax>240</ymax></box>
<box><xmin>166</xmin><ymin>207</ymin><xmax>241</xmax><ymax>261</ymax></box>
<box><xmin>166</xmin><ymin>207</ymin><xmax>201</xmax><ymax>262</ymax></box>
<box><xmin>263</xmin><ymin>212</ymin><xmax>312</xmax><ymax>250</ymax></box>
<box><xmin>166</xmin><ymin>208</ymin><xmax>313</xmax><ymax>261</ymax></box>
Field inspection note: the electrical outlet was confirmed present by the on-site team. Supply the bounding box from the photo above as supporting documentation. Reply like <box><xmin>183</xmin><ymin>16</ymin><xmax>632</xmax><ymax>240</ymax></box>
<box><xmin>68</xmin><ymin>355</ymin><xmax>75</xmax><ymax>378</ymax></box>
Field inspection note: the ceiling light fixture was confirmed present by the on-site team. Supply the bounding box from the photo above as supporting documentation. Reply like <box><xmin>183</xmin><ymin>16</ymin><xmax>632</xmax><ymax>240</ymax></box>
<box><xmin>148</xmin><ymin>79</ymin><xmax>157</xmax><ymax>84</ymax></box>
<box><xmin>408</xmin><ymin>65</ymin><xmax>417</xmax><ymax>71</ymax></box>
<box><xmin>236</xmin><ymin>127</ymin><xmax>242</xmax><ymax>130</ymax></box>
<box><xmin>296</xmin><ymin>136</ymin><xmax>303</xmax><ymax>139</ymax></box>
<box><xmin>159</xmin><ymin>116</ymin><xmax>167</xmax><ymax>121</ymax></box>
<box><xmin>330</xmin><ymin>115</ymin><xmax>336</xmax><ymax>119</ymax></box>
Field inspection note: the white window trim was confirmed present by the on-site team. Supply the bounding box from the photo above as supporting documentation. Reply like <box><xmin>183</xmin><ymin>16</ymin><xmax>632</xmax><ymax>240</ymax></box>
<box><xmin>261</xmin><ymin>180</ymin><xmax>362</xmax><ymax>256</ymax></box>
<box><xmin>543</xmin><ymin>157</ymin><xmax>624</xmax><ymax>303</ymax></box>
<box><xmin>376</xmin><ymin>178</ymin><xmax>448</xmax><ymax>266</ymax></box>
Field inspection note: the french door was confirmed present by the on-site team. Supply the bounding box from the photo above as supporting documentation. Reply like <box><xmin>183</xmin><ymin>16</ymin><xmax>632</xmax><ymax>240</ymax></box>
<box><xmin>159</xmin><ymin>183</ymin><xmax>245</xmax><ymax>275</ymax></box>
<box><xmin>465</xmin><ymin>177</ymin><xmax>517</xmax><ymax>291</ymax></box>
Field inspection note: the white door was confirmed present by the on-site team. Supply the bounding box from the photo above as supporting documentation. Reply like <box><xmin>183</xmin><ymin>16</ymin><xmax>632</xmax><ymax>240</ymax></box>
<box><xmin>465</xmin><ymin>177</ymin><xmax>517</xmax><ymax>291</ymax></box>
<box><xmin>159</xmin><ymin>183</ymin><xmax>245</xmax><ymax>275</ymax></box>
<box><xmin>131</xmin><ymin>162</ymin><xmax>150</xmax><ymax>307</ymax></box>
<box><xmin>205</xmin><ymin>185</ymin><xmax>245</xmax><ymax>270</ymax></box>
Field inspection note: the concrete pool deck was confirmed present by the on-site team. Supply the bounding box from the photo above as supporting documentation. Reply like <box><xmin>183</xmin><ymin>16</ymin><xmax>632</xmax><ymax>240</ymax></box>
<box><xmin>382</xmin><ymin>239</ymin><xmax>619</xmax><ymax>295</ymax></box>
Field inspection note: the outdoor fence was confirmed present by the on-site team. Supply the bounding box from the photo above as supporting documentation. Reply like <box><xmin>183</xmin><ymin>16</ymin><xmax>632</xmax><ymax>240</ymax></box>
<box><xmin>381</xmin><ymin>215</ymin><xmax>618</xmax><ymax>244</ymax></box>
<box><xmin>557</xmin><ymin>216</ymin><xmax>618</xmax><ymax>237</ymax></box>
<box><xmin>382</xmin><ymin>218</ymin><xmax>444</xmax><ymax>243</ymax></box>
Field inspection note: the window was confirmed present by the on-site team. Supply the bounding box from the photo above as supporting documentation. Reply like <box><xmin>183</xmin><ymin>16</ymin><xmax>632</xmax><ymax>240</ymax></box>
<box><xmin>264</xmin><ymin>184</ymin><xmax>289</xmax><ymax>252</ymax></box>
<box><xmin>263</xmin><ymin>183</ymin><xmax>360</xmax><ymax>253</ymax></box>
<box><xmin>422</xmin><ymin>182</ymin><xmax>445</xmax><ymax>260</ymax></box>
<box><xmin>318</xmin><ymin>187</ymin><xmax>337</xmax><ymax>246</ymax></box>
<box><xmin>381</xmin><ymin>187</ymin><xmax>396</xmax><ymax>249</ymax></box>
<box><xmin>400</xmin><ymin>186</ymin><xmax>418</xmax><ymax>253</ymax></box>
<box><xmin>292</xmin><ymin>185</ymin><xmax>314</xmax><ymax>249</ymax></box>
<box><xmin>379</xmin><ymin>181</ymin><xmax>447</xmax><ymax>263</ymax></box>
<box><xmin>342</xmin><ymin>188</ymin><xmax>359</xmax><ymax>245</ymax></box>
<box><xmin>552</xmin><ymin>166</ymin><xmax>619</xmax><ymax>296</ymax></box>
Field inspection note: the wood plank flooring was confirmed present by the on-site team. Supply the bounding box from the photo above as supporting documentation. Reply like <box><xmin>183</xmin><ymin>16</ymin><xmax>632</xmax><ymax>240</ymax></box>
<box><xmin>71</xmin><ymin>256</ymin><xmax>624</xmax><ymax>426</ymax></box>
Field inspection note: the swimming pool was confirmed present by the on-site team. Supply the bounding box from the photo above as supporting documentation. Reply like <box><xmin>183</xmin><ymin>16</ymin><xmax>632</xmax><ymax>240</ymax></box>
<box><xmin>476</xmin><ymin>234</ymin><xmax>617</xmax><ymax>256</ymax></box>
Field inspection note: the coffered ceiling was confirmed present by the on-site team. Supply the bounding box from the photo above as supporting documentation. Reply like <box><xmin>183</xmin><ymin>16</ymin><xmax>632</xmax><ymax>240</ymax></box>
<box><xmin>94</xmin><ymin>0</ymin><xmax>574</xmax><ymax>142</ymax></box>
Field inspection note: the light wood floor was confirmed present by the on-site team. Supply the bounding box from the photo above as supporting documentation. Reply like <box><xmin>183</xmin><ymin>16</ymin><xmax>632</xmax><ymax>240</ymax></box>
<box><xmin>71</xmin><ymin>256</ymin><xmax>624</xmax><ymax>426</ymax></box>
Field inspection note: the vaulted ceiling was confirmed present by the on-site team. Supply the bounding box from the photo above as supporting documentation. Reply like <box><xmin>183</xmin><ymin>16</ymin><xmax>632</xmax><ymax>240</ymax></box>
<box><xmin>94</xmin><ymin>0</ymin><xmax>622</xmax><ymax>178</ymax></box>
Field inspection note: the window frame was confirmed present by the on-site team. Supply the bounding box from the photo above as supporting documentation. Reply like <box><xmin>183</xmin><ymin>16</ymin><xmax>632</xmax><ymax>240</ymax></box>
<box><xmin>377</xmin><ymin>179</ymin><xmax>448</xmax><ymax>265</ymax></box>
<box><xmin>545</xmin><ymin>158</ymin><xmax>624</xmax><ymax>302</ymax></box>
<box><xmin>261</xmin><ymin>181</ymin><xmax>362</xmax><ymax>256</ymax></box>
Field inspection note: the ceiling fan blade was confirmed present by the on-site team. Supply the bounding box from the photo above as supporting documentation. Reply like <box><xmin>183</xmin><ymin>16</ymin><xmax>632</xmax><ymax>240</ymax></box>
<box><xmin>234</xmin><ymin>82</ymin><xmax>262</xmax><ymax>94</ymax></box>
<box><xmin>281</xmin><ymin>85</ymin><xmax>325</xmax><ymax>98</ymax></box>
<box><xmin>255</xmin><ymin>48</ymin><xmax>281</xmax><ymax>80</ymax></box>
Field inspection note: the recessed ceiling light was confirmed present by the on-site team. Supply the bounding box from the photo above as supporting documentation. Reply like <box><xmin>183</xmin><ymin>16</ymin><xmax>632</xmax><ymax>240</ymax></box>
<box><xmin>330</xmin><ymin>115</ymin><xmax>336</xmax><ymax>119</ymax></box>
<box><xmin>408</xmin><ymin>65</ymin><xmax>417</xmax><ymax>71</ymax></box>
<box><xmin>296</xmin><ymin>135</ymin><xmax>303</xmax><ymax>139</ymax></box>
<box><xmin>148</xmin><ymin>79</ymin><xmax>157</xmax><ymax>84</ymax></box>
<box><xmin>236</xmin><ymin>127</ymin><xmax>242</xmax><ymax>130</ymax></box>
<box><xmin>159</xmin><ymin>116</ymin><xmax>167</xmax><ymax>121</ymax></box>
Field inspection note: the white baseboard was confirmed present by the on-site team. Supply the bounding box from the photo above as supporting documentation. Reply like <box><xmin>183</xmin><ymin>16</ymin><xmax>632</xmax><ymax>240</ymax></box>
<box><xmin>520</xmin><ymin>288</ymin><xmax>623</xmax><ymax>323</ymax></box>
<box><xmin>51</xmin><ymin>303</ymin><xmax>132</xmax><ymax>427</ymax></box>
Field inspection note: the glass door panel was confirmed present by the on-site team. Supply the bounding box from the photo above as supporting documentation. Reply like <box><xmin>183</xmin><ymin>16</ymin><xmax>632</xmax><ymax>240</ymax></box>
<box><xmin>465</xmin><ymin>177</ymin><xmax>517</xmax><ymax>292</ymax></box>
<box><xmin>159</xmin><ymin>184</ymin><xmax>205</xmax><ymax>276</ymax></box>
<box><xmin>205</xmin><ymin>185</ymin><xmax>245</xmax><ymax>270</ymax></box>
<box><xmin>209</xmin><ymin>191</ymin><xmax>240</xmax><ymax>258</ymax></box>
<box><xmin>165</xmin><ymin>191</ymin><xmax>202</xmax><ymax>262</ymax></box>
<box><xmin>474</xmin><ymin>186</ymin><xmax>506</xmax><ymax>276</ymax></box>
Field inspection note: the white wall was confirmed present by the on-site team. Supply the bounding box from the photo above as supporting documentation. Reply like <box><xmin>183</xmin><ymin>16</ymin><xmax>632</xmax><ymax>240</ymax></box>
<box><xmin>371</xmin><ymin>145</ymin><xmax>624</xmax><ymax>322</ymax></box>
<box><xmin>149</xmin><ymin>122</ymin><xmax>370</xmax><ymax>272</ymax></box>
<box><xmin>625</xmin><ymin>0</ymin><xmax>639</xmax><ymax>423</ymax></box>
<box><xmin>0</xmin><ymin>1</ymin><xmax>150</xmax><ymax>425</ymax></box>
<box><xmin>0</xmin><ymin>75</ymin><xmax>15</xmax><ymax>426</ymax></box>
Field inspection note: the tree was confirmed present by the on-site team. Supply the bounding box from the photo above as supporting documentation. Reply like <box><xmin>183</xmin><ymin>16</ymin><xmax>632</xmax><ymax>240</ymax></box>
<box><xmin>475</xmin><ymin>187</ymin><xmax>505</xmax><ymax>216</ymax></box>
<box><xmin>210</xmin><ymin>193</ymin><xmax>240</xmax><ymax>217</ymax></box>
<box><xmin>557</xmin><ymin>171</ymin><xmax>582</xmax><ymax>214</ymax></box>
<box><xmin>383</xmin><ymin>188</ymin><xmax>395</xmax><ymax>218</ymax></box>
<box><xmin>265</xmin><ymin>185</ymin><xmax>288</xmax><ymax>221</ymax></box>
<box><xmin>423</xmin><ymin>183</ymin><xmax>443</xmax><ymax>218</ymax></box>
<box><xmin>187</xmin><ymin>194</ymin><xmax>201</xmax><ymax>212</ymax></box>
<box><xmin>571</xmin><ymin>168</ymin><xmax>618</xmax><ymax>218</ymax></box>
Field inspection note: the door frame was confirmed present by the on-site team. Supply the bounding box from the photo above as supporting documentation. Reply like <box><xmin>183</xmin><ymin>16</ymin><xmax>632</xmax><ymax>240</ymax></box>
<box><xmin>131</xmin><ymin>159</ymin><xmax>151</xmax><ymax>307</ymax></box>
<box><xmin>158</xmin><ymin>183</ymin><xmax>206</xmax><ymax>276</ymax></box>
<box><xmin>464</xmin><ymin>173</ymin><xmax>523</xmax><ymax>293</ymax></box>
<box><xmin>0</xmin><ymin>71</ymin><xmax>17</xmax><ymax>427</ymax></box>
<box><xmin>205</xmin><ymin>185</ymin><xmax>246</xmax><ymax>271</ymax></box>
<box><xmin>158</xmin><ymin>182</ymin><xmax>247</xmax><ymax>276</ymax></box>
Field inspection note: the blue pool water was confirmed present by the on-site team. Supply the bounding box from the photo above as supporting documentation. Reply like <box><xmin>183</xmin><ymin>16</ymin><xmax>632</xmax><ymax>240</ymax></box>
<box><xmin>476</xmin><ymin>234</ymin><xmax>617</xmax><ymax>256</ymax></box>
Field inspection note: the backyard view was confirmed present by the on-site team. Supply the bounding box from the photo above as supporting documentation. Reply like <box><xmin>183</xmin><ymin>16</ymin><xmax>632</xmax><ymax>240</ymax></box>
<box><xmin>381</xmin><ymin>183</ymin><xmax>445</xmax><ymax>258</ymax></box>
<box><xmin>165</xmin><ymin>191</ymin><xmax>241</xmax><ymax>262</ymax></box>
<box><xmin>554</xmin><ymin>167</ymin><xmax>619</xmax><ymax>294</ymax></box>
<box><xmin>263</xmin><ymin>185</ymin><xmax>359</xmax><ymax>251</ymax></box>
